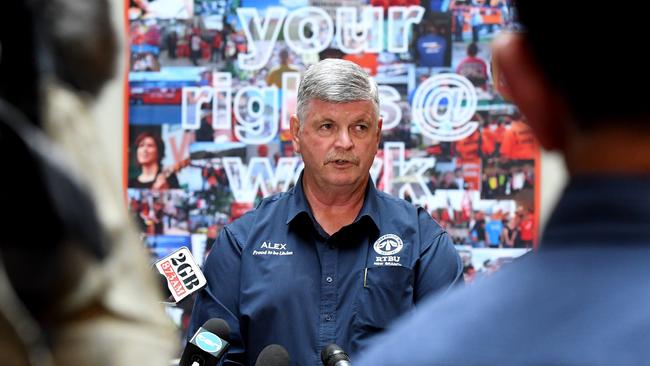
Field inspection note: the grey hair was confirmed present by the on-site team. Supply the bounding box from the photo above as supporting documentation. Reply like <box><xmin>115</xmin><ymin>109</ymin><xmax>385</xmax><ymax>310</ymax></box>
<box><xmin>296</xmin><ymin>58</ymin><xmax>379</xmax><ymax>123</ymax></box>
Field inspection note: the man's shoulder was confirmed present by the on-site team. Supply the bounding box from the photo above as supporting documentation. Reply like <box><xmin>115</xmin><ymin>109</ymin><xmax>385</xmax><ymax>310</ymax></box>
<box><xmin>373</xmin><ymin>189</ymin><xmax>421</xmax><ymax>218</ymax></box>
<box><xmin>374</xmin><ymin>189</ymin><xmax>411</xmax><ymax>208</ymax></box>
<box><xmin>372</xmin><ymin>190</ymin><xmax>446</xmax><ymax>238</ymax></box>
<box><xmin>256</xmin><ymin>190</ymin><xmax>293</xmax><ymax>211</ymax></box>
<box><xmin>226</xmin><ymin>191</ymin><xmax>292</xmax><ymax>230</ymax></box>
<box><xmin>356</xmin><ymin>247</ymin><xmax>650</xmax><ymax>365</ymax></box>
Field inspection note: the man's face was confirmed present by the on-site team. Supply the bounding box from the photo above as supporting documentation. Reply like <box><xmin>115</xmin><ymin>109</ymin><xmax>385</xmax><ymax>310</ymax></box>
<box><xmin>291</xmin><ymin>99</ymin><xmax>382</xmax><ymax>189</ymax></box>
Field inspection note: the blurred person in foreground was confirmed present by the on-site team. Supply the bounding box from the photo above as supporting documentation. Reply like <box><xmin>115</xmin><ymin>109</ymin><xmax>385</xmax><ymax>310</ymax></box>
<box><xmin>0</xmin><ymin>1</ymin><xmax>175</xmax><ymax>365</ymax></box>
<box><xmin>189</xmin><ymin>58</ymin><xmax>463</xmax><ymax>365</ymax></box>
<box><xmin>355</xmin><ymin>1</ymin><xmax>650</xmax><ymax>365</ymax></box>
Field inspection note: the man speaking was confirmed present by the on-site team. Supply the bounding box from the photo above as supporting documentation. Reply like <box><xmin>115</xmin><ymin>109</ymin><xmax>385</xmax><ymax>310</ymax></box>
<box><xmin>188</xmin><ymin>58</ymin><xmax>463</xmax><ymax>365</ymax></box>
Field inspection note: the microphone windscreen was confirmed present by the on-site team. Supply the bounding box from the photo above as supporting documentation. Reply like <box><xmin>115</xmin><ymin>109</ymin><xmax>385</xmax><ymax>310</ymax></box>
<box><xmin>202</xmin><ymin>318</ymin><xmax>230</xmax><ymax>340</ymax></box>
<box><xmin>255</xmin><ymin>344</ymin><xmax>290</xmax><ymax>366</ymax></box>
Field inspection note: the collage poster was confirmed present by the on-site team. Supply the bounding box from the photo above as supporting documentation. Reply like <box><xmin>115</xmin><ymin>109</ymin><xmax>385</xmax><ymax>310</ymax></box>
<box><xmin>126</xmin><ymin>0</ymin><xmax>537</xmax><ymax>333</ymax></box>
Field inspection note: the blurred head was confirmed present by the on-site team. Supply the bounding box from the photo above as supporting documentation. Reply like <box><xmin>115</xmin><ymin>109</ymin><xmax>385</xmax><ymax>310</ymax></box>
<box><xmin>279</xmin><ymin>49</ymin><xmax>290</xmax><ymax>64</ymax></box>
<box><xmin>134</xmin><ymin>131</ymin><xmax>164</xmax><ymax>167</ymax></box>
<box><xmin>467</xmin><ymin>42</ymin><xmax>479</xmax><ymax>57</ymax></box>
<box><xmin>291</xmin><ymin>59</ymin><xmax>382</xmax><ymax>190</ymax></box>
<box><xmin>0</xmin><ymin>0</ymin><xmax>117</xmax><ymax>127</ymax></box>
<box><xmin>425</xmin><ymin>22</ymin><xmax>438</xmax><ymax>34</ymax></box>
<box><xmin>282</xmin><ymin>142</ymin><xmax>295</xmax><ymax>157</ymax></box>
<box><xmin>443</xmin><ymin>171</ymin><xmax>455</xmax><ymax>185</ymax></box>
<box><xmin>43</xmin><ymin>0</ymin><xmax>118</xmax><ymax>96</ymax></box>
<box><xmin>516</xmin><ymin>2</ymin><xmax>649</xmax><ymax>128</ymax></box>
<box><xmin>257</xmin><ymin>144</ymin><xmax>269</xmax><ymax>157</ymax></box>
<box><xmin>492</xmin><ymin>1</ymin><xmax>650</xmax><ymax>156</ymax></box>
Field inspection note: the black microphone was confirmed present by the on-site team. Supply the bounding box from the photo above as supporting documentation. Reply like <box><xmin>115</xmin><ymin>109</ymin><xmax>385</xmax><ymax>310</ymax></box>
<box><xmin>179</xmin><ymin>318</ymin><xmax>230</xmax><ymax>366</ymax></box>
<box><xmin>255</xmin><ymin>344</ymin><xmax>290</xmax><ymax>366</ymax></box>
<box><xmin>321</xmin><ymin>344</ymin><xmax>351</xmax><ymax>366</ymax></box>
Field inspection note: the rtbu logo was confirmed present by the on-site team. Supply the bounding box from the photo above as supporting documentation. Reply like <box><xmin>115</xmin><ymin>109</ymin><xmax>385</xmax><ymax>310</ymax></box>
<box><xmin>156</xmin><ymin>247</ymin><xmax>207</xmax><ymax>302</ymax></box>
<box><xmin>373</xmin><ymin>234</ymin><xmax>404</xmax><ymax>256</ymax></box>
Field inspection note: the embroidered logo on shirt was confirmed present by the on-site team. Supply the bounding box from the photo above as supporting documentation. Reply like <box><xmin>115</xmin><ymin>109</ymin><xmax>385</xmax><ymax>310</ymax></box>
<box><xmin>373</xmin><ymin>234</ymin><xmax>403</xmax><ymax>266</ymax></box>
<box><xmin>252</xmin><ymin>241</ymin><xmax>294</xmax><ymax>256</ymax></box>
<box><xmin>374</xmin><ymin>234</ymin><xmax>403</xmax><ymax>255</ymax></box>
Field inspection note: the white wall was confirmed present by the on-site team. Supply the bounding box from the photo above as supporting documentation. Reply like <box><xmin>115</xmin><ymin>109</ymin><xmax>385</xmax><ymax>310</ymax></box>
<box><xmin>539</xmin><ymin>150</ymin><xmax>567</xmax><ymax>232</ymax></box>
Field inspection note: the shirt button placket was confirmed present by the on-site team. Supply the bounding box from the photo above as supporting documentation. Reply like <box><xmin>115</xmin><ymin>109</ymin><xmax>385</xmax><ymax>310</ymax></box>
<box><xmin>318</xmin><ymin>239</ymin><xmax>338</xmax><ymax>352</ymax></box>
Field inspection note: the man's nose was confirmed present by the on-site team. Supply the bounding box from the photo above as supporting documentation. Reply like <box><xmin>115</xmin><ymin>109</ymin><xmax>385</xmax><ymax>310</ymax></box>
<box><xmin>334</xmin><ymin>129</ymin><xmax>354</xmax><ymax>149</ymax></box>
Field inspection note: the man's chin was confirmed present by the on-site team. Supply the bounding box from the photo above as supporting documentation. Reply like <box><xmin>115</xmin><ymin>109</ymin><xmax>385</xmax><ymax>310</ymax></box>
<box><xmin>323</xmin><ymin>173</ymin><xmax>365</xmax><ymax>188</ymax></box>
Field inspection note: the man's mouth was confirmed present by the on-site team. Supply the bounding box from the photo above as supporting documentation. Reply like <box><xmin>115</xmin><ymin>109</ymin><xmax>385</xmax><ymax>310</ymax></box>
<box><xmin>324</xmin><ymin>154</ymin><xmax>359</xmax><ymax>166</ymax></box>
<box><xmin>327</xmin><ymin>159</ymin><xmax>356</xmax><ymax>166</ymax></box>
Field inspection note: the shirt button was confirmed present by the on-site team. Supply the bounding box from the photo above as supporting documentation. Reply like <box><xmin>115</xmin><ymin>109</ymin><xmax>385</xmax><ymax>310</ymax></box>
<box><xmin>325</xmin><ymin>314</ymin><xmax>332</xmax><ymax>321</ymax></box>
<box><xmin>326</xmin><ymin>276</ymin><xmax>333</xmax><ymax>283</ymax></box>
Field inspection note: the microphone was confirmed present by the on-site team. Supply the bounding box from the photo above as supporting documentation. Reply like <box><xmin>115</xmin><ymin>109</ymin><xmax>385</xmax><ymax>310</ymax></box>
<box><xmin>179</xmin><ymin>318</ymin><xmax>230</xmax><ymax>366</ymax></box>
<box><xmin>321</xmin><ymin>344</ymin><xmax>351</xmax><ymax>366</ymax></box>
<box><xmin>255</xmin><ymin>344</ymin><xmax>290</xmax><ymax>366</ymax></box>
<box><xmin>155</xmin><ymin>246</ymin><xmax>207</xmax><ymax>303</ymax></box>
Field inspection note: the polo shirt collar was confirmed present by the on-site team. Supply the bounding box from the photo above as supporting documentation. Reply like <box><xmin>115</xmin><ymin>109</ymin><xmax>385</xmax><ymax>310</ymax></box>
<box><xmin>286</xmin><ymin>173</ymin><xmax>381</xmax><ymax>231</ymax></box>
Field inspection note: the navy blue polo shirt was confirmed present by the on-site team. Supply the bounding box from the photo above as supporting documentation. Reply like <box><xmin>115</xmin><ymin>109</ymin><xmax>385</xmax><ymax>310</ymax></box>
<box><xmin>188</xmin><ymin>174</ymin><xmax>463</xmax><ymax>366</ymax></box>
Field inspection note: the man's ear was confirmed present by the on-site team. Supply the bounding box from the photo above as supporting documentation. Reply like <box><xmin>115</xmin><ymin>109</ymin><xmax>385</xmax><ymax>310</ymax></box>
<box><xmin>376</xmin><ymin>117</ymin><xmax>383</xmax><ymax>146</ymax></box>
<box><xmin>492</xmin><ymin>33</ymin><xmax>568</xmax><ymax>151</ymax></box>
<box><xmin>290</xmin><ymin>114</ymin><xmax>301</xmax><ymax>154</ymax></box>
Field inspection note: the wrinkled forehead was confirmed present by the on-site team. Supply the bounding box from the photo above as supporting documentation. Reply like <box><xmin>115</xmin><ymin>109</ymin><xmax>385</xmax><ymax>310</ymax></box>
<box><xmin>303</xmin><ymin>99</ymin><xmax>379</xmax><ymax>123</ymax></box>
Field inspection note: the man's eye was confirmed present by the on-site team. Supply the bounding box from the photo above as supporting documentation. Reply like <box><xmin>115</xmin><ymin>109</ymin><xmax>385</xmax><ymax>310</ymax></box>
<box><xmin>354</xmin><ymin>124</ymin><xmax>369</xmax><ymax>132</ymax></box>
<box><xmin>320</xmin><ymin>123</ymin><xmax>333</xmax><ymax>130</ymax></box>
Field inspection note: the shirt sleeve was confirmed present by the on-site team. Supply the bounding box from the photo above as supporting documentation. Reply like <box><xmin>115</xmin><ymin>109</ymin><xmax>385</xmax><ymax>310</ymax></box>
<box><xmin>188</xmin><ymin>223</ymin><xmax>247</xmax><ymax>365</ymax></box>
<box><xmin>414</xmin><ymin>209</ymin><xmax>464</xmax><ymax>303</ymax></box>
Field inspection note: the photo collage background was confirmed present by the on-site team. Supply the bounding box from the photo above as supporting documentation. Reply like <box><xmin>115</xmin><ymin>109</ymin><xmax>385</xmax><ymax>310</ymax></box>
<box><xmin>127</xmin><ymin>0</ymin><xmax>536</xmax><ymax>308</ymax></box>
